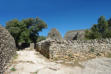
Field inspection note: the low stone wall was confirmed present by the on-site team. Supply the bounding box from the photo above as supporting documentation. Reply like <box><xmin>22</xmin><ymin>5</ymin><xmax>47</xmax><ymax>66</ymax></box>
<box><xmin>36</xmin><ymin>39</ymin><xmax>111</xmax><ymax>63</ymax></box>
<box><xmin>0</xmin><ymin>26</ymin><xmax>16</xmax><ymax>73</ymax></box>
<box><xmin>36</xmin><ymin>40</ymin><xmax>51</xmax><ymax>58</ymax></box>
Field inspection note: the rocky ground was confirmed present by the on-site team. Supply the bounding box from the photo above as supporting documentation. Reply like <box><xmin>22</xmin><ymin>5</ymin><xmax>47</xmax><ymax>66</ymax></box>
<box><xmin>5</xmin><ymin>49</ymin><xmax>111</xmax><ymax>74</ymax></box>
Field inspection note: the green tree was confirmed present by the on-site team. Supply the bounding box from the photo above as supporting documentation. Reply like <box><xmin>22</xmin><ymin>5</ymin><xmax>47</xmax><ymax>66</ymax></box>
<box><xmin>6</xmin><ymin>17</ymin><xmax>47</xmax><ymax>49</ymax></box>
<box><xmin>37</xmin><ymin>36</ymin><xmax>46</xmax><ymax>42</ymax></box>
<box><xmin>6</xmin><ymin>19</ymin><xmax>21</xmax><ymax>47</ymax></box>
<box><xmin>108</xmin><ymin>18</ymin><xmax>111</xmax><ymax>27</ymax></box>
<box><xmin>85</xmin><ymin>16</ymin><xmax>111</xmax><ymax>39</ymax></box>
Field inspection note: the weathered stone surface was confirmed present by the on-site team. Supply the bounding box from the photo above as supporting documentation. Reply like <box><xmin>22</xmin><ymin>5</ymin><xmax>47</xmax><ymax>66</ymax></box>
<box><xmin>36</xmin><ymin>40</ymin><xmax>51</xmax><ymax>58</ymax></box>
<box><xmin>64</xmin><ymin>30</ymin><xmax>85</xmax><ymax>40</ymax></box>
<box><xmin>36</xmin><ymin>39</ymin><xmax>111</xmax><ymax>63</ymax></box>
<box><xmin>0</xmin><ymin>26</ymin><xmax>16</xmax><ymax>73</ymax></box>
<box><xmin>47</xmin><ymin>28</ymin><xmax>63</xmax><ymax>40</ymax></box>
<box><xmin>5</xmin><ymin>50</ymin><xmax>111</xmax><ymax>74</ymax></box>
<box><xmin>30</xmin><ymin>43</ymin><xmax>34</xmax><ymax>50</ymax></box>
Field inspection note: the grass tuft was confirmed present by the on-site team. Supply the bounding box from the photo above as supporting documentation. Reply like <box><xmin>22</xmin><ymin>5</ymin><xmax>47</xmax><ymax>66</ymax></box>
<box><xmin>10</xmin><ymin>67</ymin><xmax>16</xmax><ymax>71</ymax></box>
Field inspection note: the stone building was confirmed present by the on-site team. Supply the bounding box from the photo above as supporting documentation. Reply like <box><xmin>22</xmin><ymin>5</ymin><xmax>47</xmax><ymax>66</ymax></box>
<box><xmin>64</xmin><ymin>30</ymin><xmax>85</xmax><ymax>40</ymax></box>
<box><xmin>47</xmin><ymin>28</ymin><xmax>63</xmax><ymax>40</ymax></box>
<box><xmin>0</xmin><ymin>26</ymin><xmax>16</xmax><ymax>73</ymax></box>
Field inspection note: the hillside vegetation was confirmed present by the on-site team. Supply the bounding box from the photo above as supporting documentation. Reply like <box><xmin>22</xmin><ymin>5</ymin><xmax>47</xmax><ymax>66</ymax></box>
<box><xmin>85</xmin><ymin>16</ymin><xmax>111</xmax><ymax>39</ymax></box>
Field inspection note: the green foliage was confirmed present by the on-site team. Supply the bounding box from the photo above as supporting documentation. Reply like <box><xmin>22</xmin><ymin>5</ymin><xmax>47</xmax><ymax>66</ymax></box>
<box><xmin>13</xmin><ymin>53</ymin><xmax>18</xmax><ymax>60</ymax></box>
<box><xmin>37</xmin><ymin>36</ymin><xmax>46</xmax><ymax>42</ymax></box>
<box><xmin>10</xmin><ymin>67</ymin><xmax>16</xmax><ymax>71</ymax></box>
<box><xmin>6</xmin><ymin>17</ymin><xmax>47</xmax><ymax>48</ymax></box>
<box><xmin>85</xmin><ymin>16</ymin><xmax>111</xmax><ymax>39</ymax></box>
<box><xmin>33</xmin><ymin>72</ymin><xmax>38</xmax><ymax>74</ymax></box>
<box><xmin>89</xmin><ymin>48</ymin><xmax>94</xmax><ymax>52</ymax></box>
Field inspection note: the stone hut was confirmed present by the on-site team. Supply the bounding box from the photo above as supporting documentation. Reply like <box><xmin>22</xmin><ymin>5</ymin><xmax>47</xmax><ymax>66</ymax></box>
<box><xmin>64</xmin><ymin>30</ymin><xmax>85</xmax><ymax>40</ymax></box>
<box><xmin>47</xmin><ymin>28</ymin><xmax>63</xmax><ymax>40</ymax></box>
<box><xmin>0</xmin><ymin>26</ymin><xmax>16</xmax><ymax>73</ymax></box>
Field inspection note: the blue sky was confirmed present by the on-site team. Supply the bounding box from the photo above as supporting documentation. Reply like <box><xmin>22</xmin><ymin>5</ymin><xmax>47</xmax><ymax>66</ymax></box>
<box><xmin>0</xmin><ymin>0</ymin><xmax>111</xmax><ymax>37</ymax></box>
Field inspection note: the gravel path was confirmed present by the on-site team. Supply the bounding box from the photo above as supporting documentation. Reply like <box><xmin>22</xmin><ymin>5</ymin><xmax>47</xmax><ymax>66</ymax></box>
<box><xmin>5</xmin><ymin>50</ymin><xmax>111</xmax><ymax>74</ymax></box>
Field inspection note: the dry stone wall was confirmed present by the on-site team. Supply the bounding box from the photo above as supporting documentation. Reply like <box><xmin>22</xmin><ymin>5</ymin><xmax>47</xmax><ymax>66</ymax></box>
<box><xmin>36</xmin><ymin>39</ymin><xmax>111</xmax><ymax>63</ymax></box>
<box><xmin>0</xmin><ymin>26</ymin><xmax>16</xmax><ymax>73</ymax></box>
<box><xmin>36</xmin><ymin>40</ymin><xmax>51</xmax><ymax>58</ymax></box>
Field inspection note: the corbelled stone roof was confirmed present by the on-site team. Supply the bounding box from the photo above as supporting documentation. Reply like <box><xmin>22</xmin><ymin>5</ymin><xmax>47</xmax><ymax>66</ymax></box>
<box><xmin>64</xmin><ymin>30</ymin><xmax>85</xmax><ymax>40</ymax></box>
<box><xmin>0</xmin><ymin>26</ymin><xmax>16</xmax><ymax>73</ymax></box>
<box><xmin>47</xmin><ymin>28</ymin><xmax>63</xmax><ymax>40</ymax></box>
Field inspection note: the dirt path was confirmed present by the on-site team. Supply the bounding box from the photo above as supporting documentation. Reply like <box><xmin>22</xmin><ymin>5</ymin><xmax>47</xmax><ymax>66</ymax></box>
<box><xmin>5</xmin><ymin>50</ymin><xmax>111</xmax><ymax>74</ymax></box>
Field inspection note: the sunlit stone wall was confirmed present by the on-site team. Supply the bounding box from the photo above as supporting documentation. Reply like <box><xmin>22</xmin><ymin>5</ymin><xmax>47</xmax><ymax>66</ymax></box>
<box><xmin>0</xmin><ymin>26</ymin><xmax>16</xmax><ymax>73</ymax></box>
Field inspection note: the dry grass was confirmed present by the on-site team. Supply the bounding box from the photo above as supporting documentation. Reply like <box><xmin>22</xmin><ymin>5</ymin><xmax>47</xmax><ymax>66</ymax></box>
<box><xmin>106</xmin><ymin>52</ymin><xmax>111</xmax><ymax>58</ymax></box>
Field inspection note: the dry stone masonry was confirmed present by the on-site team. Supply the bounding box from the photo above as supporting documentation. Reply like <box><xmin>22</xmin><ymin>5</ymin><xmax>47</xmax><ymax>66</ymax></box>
<box><xmin>47</xmin><ymin>28</ymin><xmax>63</xmax><ymax>40</ymax></box>
<box><xmin>36</xmin><ymin>39</ymin><xmax>111</xmax><ymax>63</ymax></box>
<box><xmin>64</xmin><ymin>30</ymin><xmax>85</xmax><ymax>40</ymax></box>
<box><xmin>0</xmin><ymin>26</ymin><xmax>16</xmax><ymax>74</ymax></box>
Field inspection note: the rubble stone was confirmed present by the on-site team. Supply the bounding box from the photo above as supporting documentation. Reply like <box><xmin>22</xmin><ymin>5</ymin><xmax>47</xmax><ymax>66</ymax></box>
<box><xmin>47</xmin><ymin>28</ymin><xmax>63</xmax><ymax>40</ymax></box>
<box><xmin>0</xmin><ymin>26</ymin><xmax>16</xmax><ymax>73</ymax></box>
<box><xmin>36</xmin><ymin>39</ymin><xmax>111</xmax><ymax>63</ymax></box>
